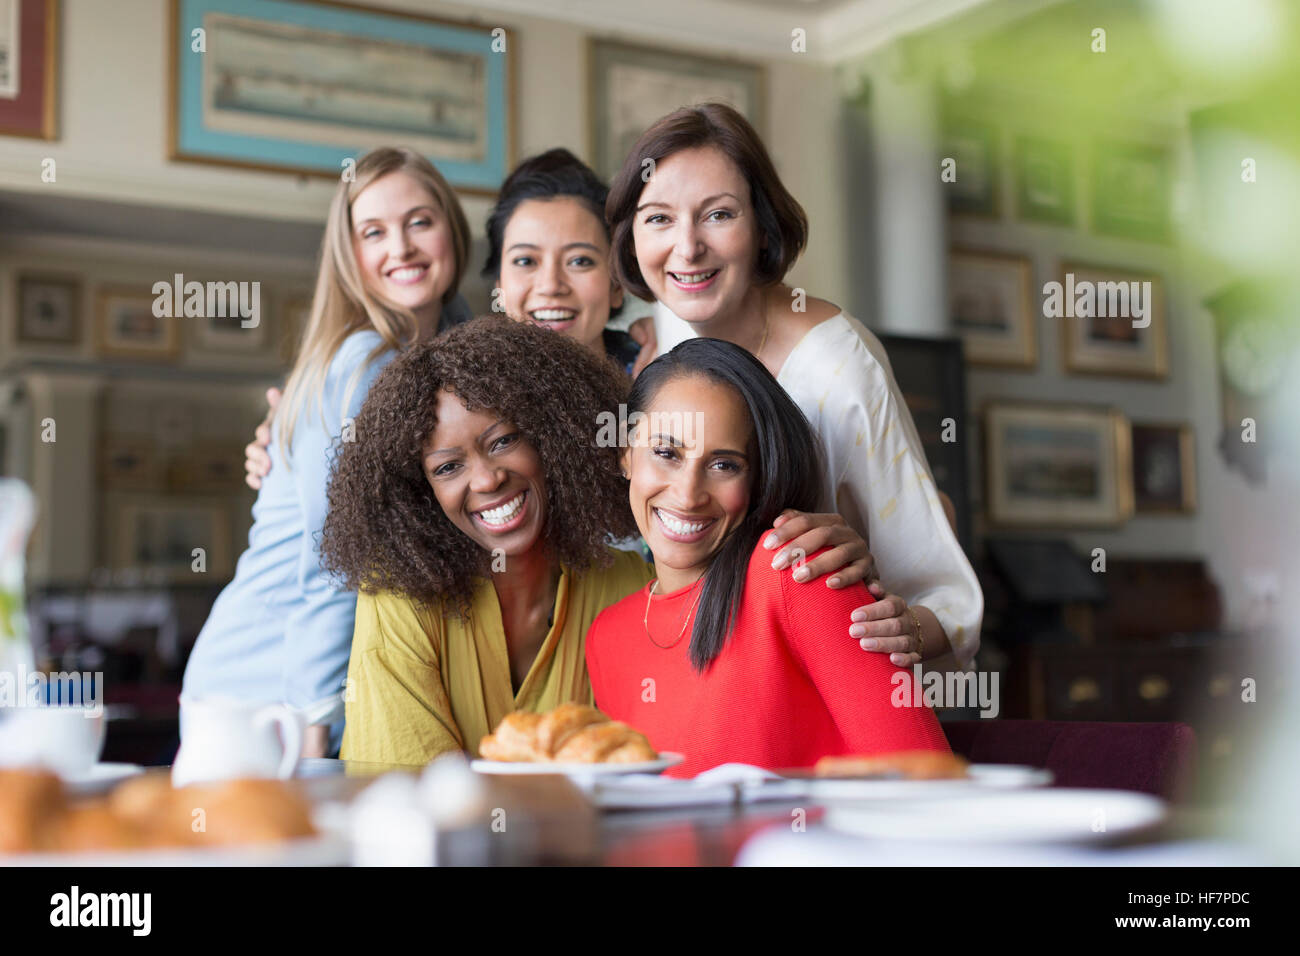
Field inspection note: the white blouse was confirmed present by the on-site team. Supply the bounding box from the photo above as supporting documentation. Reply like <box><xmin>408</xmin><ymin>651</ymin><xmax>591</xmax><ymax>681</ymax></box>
<box><xmin>653</xmin><ymin>302</ymin><xmax>983</xmax><ymax>669</ymax></box>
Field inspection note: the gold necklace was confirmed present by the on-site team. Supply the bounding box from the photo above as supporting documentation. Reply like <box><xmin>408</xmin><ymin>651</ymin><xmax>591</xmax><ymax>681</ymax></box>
<box><xmin>643</xmin><ymin>579</ymin><xmax>703</xmax><ymax>650</ymax></box>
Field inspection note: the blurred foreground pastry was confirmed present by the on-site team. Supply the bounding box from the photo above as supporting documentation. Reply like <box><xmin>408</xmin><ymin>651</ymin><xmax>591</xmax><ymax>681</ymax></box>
<box><xmin>814</xmin><ymin>750</ymin><xmax>969</xmax><ymax>780</ymax></box>
<box><xmin>480</xmin><ymin>703</ymin><xmax>657</xmax><ymax>764</ymax></box>
<box><xmin>0</xmin><ymin>769</ymin><xmax>316</xmax><ymax>855</ymax></box>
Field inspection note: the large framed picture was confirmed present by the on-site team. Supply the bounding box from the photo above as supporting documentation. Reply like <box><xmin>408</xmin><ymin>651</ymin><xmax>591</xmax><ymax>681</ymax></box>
<box><xmin>948</xmin><ymin>250</ymin><xmax>1036</xmax><ymax>368</ymax></box>
<box><xmin>1091</xmin><ymin>141</ymin><xmax>1172</xmax><ymax>242</ymax></box>
<box><xmin>984</xmin><ymin>401</ymin><xmax>1134</xmax><ymax>528</ymax></box>
<box><xmin>15</xmin><ymin>273</ymin><xmax>80</xmax><ymax>344</ymax></box>
<box><xmin>941</xmin><ymin>114</ymin><xmax>999</xmax><ymax>217</ymax></box>
<box><xmin>95</xmin><ymin>287</ymin><xmax>181</xmax><ymax>361</ymax></box>
<box><xmin>110</xmin><ymin>498</ymin><xmax>232</xmax><ymax>581</ymax></box>
<box><xmin>1059</xmin><ymin>262</ymin><xmax>1168</xmax><ymax>379</ymax></box>
<box><xmin>0</xmin><ymin>0</ymin><xmax>57</xmax><ymax>140</ymax></box>
<box><xmin>588</xmin><ymin>38</ymin><xmax>763</xmax><ymax>182</ymax></box>
<box><xmin>168</xmin><ymin>0</ymin><xmax>514</xmax><ymax>193</ymax></box>
<box><xmin>1131</xmin><ymin>422</ymin><xmax>1196</xmax><ymax>514</ymax></box>
<box><xmin>1015</xmin><ymin>135</ymin><xmax>1075</xmax><ymax>226</ymax></box>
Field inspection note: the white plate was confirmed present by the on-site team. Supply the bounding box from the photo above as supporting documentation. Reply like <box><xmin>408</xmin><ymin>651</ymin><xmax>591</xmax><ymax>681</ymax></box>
<box><xmin>62</xmin><ymin>762</ymin><xmax>145</xmax><ymax>794</ymax></box>
<box><xmin>471</xmin><ymin>752</ymin><xmax>684</xmax><ymax>778</ymax></box>
<box><xmin>809</xmin><ymin>763</ymin><xmax>1052</xmax><ymax>802</ymax></box>
<box><xmin>824</xmin><ymin>788</ymin><xmax>1167</xmax><ymax>844</ymax></box>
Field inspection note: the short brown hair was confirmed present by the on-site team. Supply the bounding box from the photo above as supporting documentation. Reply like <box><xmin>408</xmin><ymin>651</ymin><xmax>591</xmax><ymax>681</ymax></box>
<box><xmin>605</xmin><ymin>103</ymin><xmax>809</xmax><ymax>301</ymax></box>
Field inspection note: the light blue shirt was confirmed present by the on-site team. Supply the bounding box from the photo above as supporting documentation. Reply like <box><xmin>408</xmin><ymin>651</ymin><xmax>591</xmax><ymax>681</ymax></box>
<box><xmin>182</xmin><ymin>296</ymin><xmax>472</xmax><ymax>751</ymax></box>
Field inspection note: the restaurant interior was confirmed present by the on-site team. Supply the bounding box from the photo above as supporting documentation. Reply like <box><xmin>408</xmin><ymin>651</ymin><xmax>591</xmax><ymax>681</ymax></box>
<box><xmin>0</xmin><ymin>0</ymin><xmax>1297</xmax><ymax>872</ymax></box>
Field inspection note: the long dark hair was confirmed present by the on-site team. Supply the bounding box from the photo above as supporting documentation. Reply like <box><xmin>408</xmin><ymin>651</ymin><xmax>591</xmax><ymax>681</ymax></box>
<box><xmin>627</xmin><ymin>338</ymin><xmax>824</xmax><ymax>670</ymax></box>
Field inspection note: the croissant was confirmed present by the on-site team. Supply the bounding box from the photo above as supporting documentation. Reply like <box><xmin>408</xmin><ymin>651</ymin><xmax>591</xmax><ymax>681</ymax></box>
<box><xmin>814</xmin><ymin>750</ymin><xmax>969</xmax><ymax>780</ymax></box>
<box><xmin>479</xmin><ymin>704</ymin><xmax>657</xmax><ymax>764</ymax></box>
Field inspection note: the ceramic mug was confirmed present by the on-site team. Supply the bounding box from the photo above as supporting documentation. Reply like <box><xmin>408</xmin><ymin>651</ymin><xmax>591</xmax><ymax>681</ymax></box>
<box><xmin>173</xmin><ymin>696</ymin><xmax>304</xmax><ymax>787</ymax></box>
<box><xmin>0</xmin><ymin>705</ymin><xmax>105</xmax><ymax>776</ymax></box>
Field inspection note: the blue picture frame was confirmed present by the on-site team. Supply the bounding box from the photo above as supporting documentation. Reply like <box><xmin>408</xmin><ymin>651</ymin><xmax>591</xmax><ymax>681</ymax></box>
<box><xmin>169</xmin><ymin>0</ymin><xmax>513</xmax><ymax>193</ymax></box>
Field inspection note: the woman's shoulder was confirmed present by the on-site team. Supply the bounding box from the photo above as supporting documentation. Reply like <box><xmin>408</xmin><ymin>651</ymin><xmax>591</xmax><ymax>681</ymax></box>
<box><xmin>785</xmin><ymin>311</ymin><xmax>896</xmax><ymax>399</ymax></box>
<box><xmin>585</xmin><ymin>548</ymin><xmax>655</xmax><ymax>594</ymax></box>
<box><xmin>328</xmin><ymin>328</ymin><xmax>396</xmax><ymax>379</ymax></box>
<box><xmin>354</xmin><ymin>588</ymin><xmax>445</xmax><ymax>657</ymax></box>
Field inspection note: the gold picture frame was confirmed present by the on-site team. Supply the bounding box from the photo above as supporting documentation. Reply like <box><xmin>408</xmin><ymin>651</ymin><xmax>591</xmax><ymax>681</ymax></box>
<box><xmin>0</xmin><ymin>0</ymin><xmax>58</xmax><ymax>140</ymax></box>
<box><xmin>587</xmin><ymin>37</ymin><xmax>765</xmax><ymax>182</ymax></box>
<box><xmin>984</xmin><ymin>400</ymin><xmax>1134</xmax><ymax>528</ymax></box>
<box><xmin>949</xmin><ymin>249</ymin><xmax>1037</xmax><ymax>368</ymax></box>
<box><xmin>95</xmin><ymin>286</ymin><xmax>180</xmax><ymax>361</ymax></box>
<box><xmin>1059</xmin><ymin>262</ymin><xmax>1169</xmax><ymax>379</ymax></box>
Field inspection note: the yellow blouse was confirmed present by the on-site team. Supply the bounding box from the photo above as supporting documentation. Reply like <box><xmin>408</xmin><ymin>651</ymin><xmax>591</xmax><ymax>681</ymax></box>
<box><xmin>340</xmin><ymin>548</ymin><xmax>653</xmax><ymax>766</ymax></box>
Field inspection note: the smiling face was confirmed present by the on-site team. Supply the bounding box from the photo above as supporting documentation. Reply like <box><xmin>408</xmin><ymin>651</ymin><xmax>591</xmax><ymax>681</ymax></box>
<box><xmin>351</xmin><ymin>171</ymin><xmax>456</xmax><ymax>325</ymax></box>
<box><xmin>624</xmin><ymin>374</ymin><xmax>755</xmax><ymax>592</ymax></box>
<box><xmin>631</xmin><ymin>145</ymin><xmax>761</xmax><ymax>329</ymax></box>
<box><xmin>499</xmin><ymin>197</ymin><xmax>623</xmax><ymax>356</ymax></box>
<box><xmin>422</xmin><ymin>389</ymin><xmax>548</xmax><ymax>561</ymax></box>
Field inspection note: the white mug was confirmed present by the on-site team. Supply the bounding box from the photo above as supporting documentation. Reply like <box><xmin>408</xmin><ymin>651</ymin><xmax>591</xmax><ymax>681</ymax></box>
<box><xmin>173</xmin><ymin>696</ymin><xmax>304</xmax><ymax>787</ymax></box>
<box><xmin>0</xmin><ymin>705</ymin><xmax>105</xmax><ymax>776</ymax></box>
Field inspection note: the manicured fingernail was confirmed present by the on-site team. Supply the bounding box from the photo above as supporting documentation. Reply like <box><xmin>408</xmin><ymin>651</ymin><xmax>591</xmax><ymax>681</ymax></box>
<box><xmin>851</xmin><ymin>609</ymin><xmax>867</xmax><ymax>622</ymax></box>
<box><xmin>792</xmin><ymin>566</ymin><xmax>809</xmax><ymax>582</ymax></box>
<box><xmin>827</xmin><ymin>577</ymin><xmax>841</xmax><ymax>588</ymax></box>
<box><xmin>771</xmin><ymin>550</ymin><xmax>788</xmax><ymax>569</ymax></box>
<box><xmin>862</xmin><ymin>638</ymin><xmax>878</xmax><ymax>649</ymax></box>
<box><xmin>849</xmin><ymin>624</ymin><xmax>866</xmax><ymax>638</ymax></box>
<box><xmin>763</xmin><ymin>533</ymin><xmax>779</xmax><ymax>549</ymax></box>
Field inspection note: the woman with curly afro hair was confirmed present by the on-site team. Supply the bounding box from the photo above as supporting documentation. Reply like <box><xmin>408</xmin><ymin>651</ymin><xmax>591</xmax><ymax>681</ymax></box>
<box><xmin>321</xmin><ymin>316</ymin><xmax>875</xmax><ymax>765</ymax></box>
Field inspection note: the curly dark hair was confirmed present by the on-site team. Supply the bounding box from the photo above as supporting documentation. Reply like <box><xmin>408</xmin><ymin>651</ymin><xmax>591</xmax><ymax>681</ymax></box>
<box><xmin>320</xmin><ymin>315</ymin><xmax>638</xmax><ymax>612</ymax></box>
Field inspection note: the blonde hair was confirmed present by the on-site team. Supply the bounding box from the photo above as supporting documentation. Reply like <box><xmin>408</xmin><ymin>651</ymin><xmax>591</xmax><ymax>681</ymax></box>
<box><xmin>277</xmin><ymin>147</ymin><xmax>470</xmax><ymax>464</ymax></box>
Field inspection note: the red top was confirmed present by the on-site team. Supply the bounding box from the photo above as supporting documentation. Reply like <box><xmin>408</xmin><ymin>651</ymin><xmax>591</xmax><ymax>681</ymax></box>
<box><xmin>586</xmin><ymin>542</ymin><xmax>951</xmax><ymax>778</ymax></box>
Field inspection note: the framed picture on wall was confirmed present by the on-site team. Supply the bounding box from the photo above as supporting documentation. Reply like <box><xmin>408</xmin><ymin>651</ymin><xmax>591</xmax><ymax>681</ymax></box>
<box><xmin>948</xmin><ymin>250</ymin><xmax>1037</xmax><ymax>368</ymax></box>
<box><xmin>16</xmin><ymin>273</ymin><xmax>80</xmax><ymax>344</ymax></box>
<box><xmin>1015</xmin><ymin>135</ymin><xmax>1076</xmax><ymax>226</ymax></box>
<box><xmin>99</xmin><ymin>437</ymin><xmax>163</xmax><ymax>491</ymax></box>
<box><xmin>1091</xmin><ymin>141</ymin><xmax>1172</xmax><ymax>242</ymax></box>
<box><xmin>95</xmin><ymin>287</ymin><xmax>181</xmax><ymax>361</ymax></box>
<box><xmin>110</xmin><ymin>498</ymin><xmax>232</xmax><ymax>581</ymax></box>
<box><xmin>0</xmin><ymin>0</ymin><xmax>58</xmax><ymax>140</ymax></box>
<box><xmin>1059</xmin><ymin>262</ymin><xmax>1168</xmax><ymax>379</ymax></box>
<box><xmin>168</xmin><ymin>0</ymin><xmax>514</xmax><ymax>194</ymax></box>
<box><xmin>193</xmin><ymin>300</ymin><xmax>269</xmax><ymax>352</ymax></box>
<box><xmin>941</xmin><ymin>115</ymin><xmax>999</xmax><ymax>217</ymax></box>
<box><xmin>588</xmin><ymin>38</ymin><xmax>764</xmax><ymax>182</ymax></box>
<box><xmin>984</xmin><ymin>401</ymin><xmax>1134</xmax><ymax>528</ymax></box>
<box><xmin>1131</xmin><ymin>422</ymin><xmax>1196</xmax><ymax>514</ymax></box>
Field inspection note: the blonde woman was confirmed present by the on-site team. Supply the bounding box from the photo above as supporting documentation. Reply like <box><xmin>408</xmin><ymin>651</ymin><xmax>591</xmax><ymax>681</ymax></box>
<box><xmin>181</xmin><ymin>147</ymin><xmax>472</xmax><ymax>758</ymax></box>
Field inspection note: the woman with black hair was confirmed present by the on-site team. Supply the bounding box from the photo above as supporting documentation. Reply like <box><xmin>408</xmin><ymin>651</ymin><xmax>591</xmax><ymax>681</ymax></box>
<box><xmin>484</xmin><ymin>147</ymin><xmax>650</xmax><ymax>375</ymax></box>
<box><xmin>585</xmin><ymin>338</ymin><xmax>951</xmax><ymax>778</ymax></box>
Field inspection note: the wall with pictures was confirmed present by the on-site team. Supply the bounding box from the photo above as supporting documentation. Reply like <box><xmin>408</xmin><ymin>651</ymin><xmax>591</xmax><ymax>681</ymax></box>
<box><xmin>0</xmin><ymin>0</ymin><xmax>850</xmax><ymax>315</ymax></box>
<box><xmin>942</xmin><ymin>96</ymin><xmax>1284</xmax><ymax>634</ymax></box>
<box><xmin>0</xmin><ymin>233</ymin><xmax>297</xmax><ymax>585</ymax></box>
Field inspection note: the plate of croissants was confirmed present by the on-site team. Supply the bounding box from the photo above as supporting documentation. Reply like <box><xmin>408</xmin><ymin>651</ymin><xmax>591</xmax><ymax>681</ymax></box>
<box><xmin>473</xmin><ymin>703</ymin><xmax>682</xmax><ymax>776</ymax></box>
<box><xmin>0</xmin><ymin>767</ymin><xmax>348</xmax><ymax>865</ymax></box>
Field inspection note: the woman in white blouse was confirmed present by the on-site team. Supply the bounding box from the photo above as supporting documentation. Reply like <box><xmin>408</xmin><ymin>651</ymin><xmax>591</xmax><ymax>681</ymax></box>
<box><xmin>605</xmin><ymin>103</ymin><xmax>982</xmax><ymax>671</ymax></box>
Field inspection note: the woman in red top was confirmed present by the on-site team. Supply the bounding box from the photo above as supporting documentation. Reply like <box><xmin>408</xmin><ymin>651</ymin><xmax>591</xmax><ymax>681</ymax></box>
<box><xmin>585</xmin><ymin>338</ymin><xmax>950</xmax><ymax>777</ymax></box>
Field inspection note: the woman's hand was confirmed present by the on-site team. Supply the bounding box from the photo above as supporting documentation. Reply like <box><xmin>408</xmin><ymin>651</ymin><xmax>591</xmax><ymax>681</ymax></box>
<box><xmin>761</xmin><ymin>509</ymin><xmax>877</xmax><ymax>589</ymax></box>
<box><xmin>244</xmin><ymin>386</ymin><xmax>281</xmax><ymax>490</ymax></box>
<box><xmin>851</xmin><ymin>584</ymin><xmax>924</xmax><ymax>666</ymax></box>
<box><xmin>627</xmin><ymin>316</ymin><xmax>658</xmax><ymax>378</ymax></box>
<box><xmin>301</xmin><ymin>723</ymin><xmax>330</xmax><ymax>759</ymax></box>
